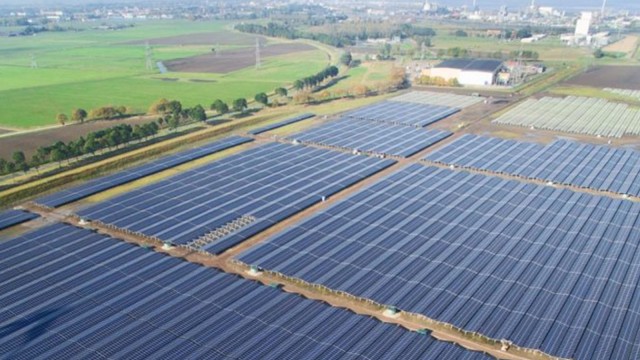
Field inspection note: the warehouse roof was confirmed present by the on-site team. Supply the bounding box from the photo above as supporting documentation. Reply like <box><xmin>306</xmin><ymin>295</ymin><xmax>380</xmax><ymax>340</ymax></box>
<box><xmin>435</xmin><ymin>59</ymin><xmax>504</xmax><ymax>73</ymax></box>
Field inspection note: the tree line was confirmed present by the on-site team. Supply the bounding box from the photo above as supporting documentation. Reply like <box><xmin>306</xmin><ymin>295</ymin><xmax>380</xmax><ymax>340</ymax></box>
<box><xmin>234</xmin><ymin>22</ymin><xmax>436</xmax><ymax>48</ymax></box>
<box><xmin>293</xmin><ymin>66</ymin><xmax>339</xmax><ymax>91</ymax></box>
<box><xmin>0</xmin><ymin>122</ymin><xmax>160</xmax><ymax>176</ymax></box>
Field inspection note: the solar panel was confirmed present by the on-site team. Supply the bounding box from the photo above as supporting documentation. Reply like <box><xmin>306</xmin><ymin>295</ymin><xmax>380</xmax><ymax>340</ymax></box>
<box><xmin>35</xmin><ymin>136</ymin><xmax>253</xmax><ymax>208</ymax></box>
<box><xmin>247</xmin><ymin>113</ymin><xmax>315</xmax><ymax>135</ymax></box>
<box><xmin>239</xmin><ymin>164</ymin><xmax>640</xmax><ymax>360</ymax></box>
<box><xmin>425</xmin><ymin>134</ymin><xmax>640</xmax><ymax>197</ymax></box>
<box><xmin>0</xmin><ymin>209</ymin><xmax>38</xmax><ymax>231</ymax></box>
<box><xmin>288</xmin><ymin>118</ymin><xmax>452</xmax><ymax>158</ymax></box>
<box><xmin>0</xmin><ymin>223</ymin><xmax>490</xmax><ymax>360</ymax></box>
<box><xmin>342</xmin><ymin>101</ymin><xmax>459</xmax><ymax>128</ymax></box>
<box><xmin>79</xmin><ymin>142</ymin><xmax>395</xmax><ymax>254</ymax></box>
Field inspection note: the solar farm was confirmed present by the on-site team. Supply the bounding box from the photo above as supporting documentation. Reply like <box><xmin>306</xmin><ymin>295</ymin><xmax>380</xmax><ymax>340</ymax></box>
<box><xmin>604</xmin><ymin>88</ymin><xmax>640</xmax><ymax>100</ymax></box>
<box><xmin>5</xmin><ymin>87</ymin><xmax>640</xmax><ymax>360</ymax></box>
<box><xmin>492</xmin><ymin>96</ymin><xmax>640</xmax><ymax>138</ymax></box>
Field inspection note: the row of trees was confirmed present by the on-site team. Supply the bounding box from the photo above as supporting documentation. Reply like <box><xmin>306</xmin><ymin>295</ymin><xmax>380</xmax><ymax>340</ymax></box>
<box><xmin>234</xmin><ymin>22</ymin><xmax>437</xmax><ymax>49</ymax></box>
<box><xmin>293</xmin><ymin>66</ymin><xmax>339</xmax><ymax>91</ymax></box>
<box><xmin>415</xmin><ymin>76</ymin><xmax>461</xmax><ymax>87</ymax></box>
<box><xmin>56</xmin><ymin>105</ymin><xmax>132</xmax><ymax>125</ymax></box>
<box><xmin>0</xmin><ymin>122</ymin><xmax>161</xmax><ymax>176</ymax></box>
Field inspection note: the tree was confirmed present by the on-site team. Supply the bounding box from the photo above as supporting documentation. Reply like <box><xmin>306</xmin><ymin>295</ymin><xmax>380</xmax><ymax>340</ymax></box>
<box><xmin>340</xmin><ymin>51</ymin><xmax>353</xmax><ymax>66</ymax></box>
<box><xmin>56</xmin><ymin>113</ymin><xmax>68</xmax><ymax>126</ymax></box>
<box><xmin>71</xmin><ymin>108</ymin><xmax>88</xmax><ymax>123</ymax></box>
<box><xmin>232</xmin><ymin>98</ymin><xmax>248</xmax><ymax>112</ymax></box>
<box><xmin>12</xmin><ymin>151</ymin><xmax>26</xmax><ymax>165</ymax></box>
<box><xmin>51</xmin><ymin>148</ymin><xmax>65</xmax><ymax>167</ymax></box>
<box><xmin>168</xmin><ymin>116</ymin><xmax>180</xmax><ymax>131</ymax></box>
<box><xmin>293</xmin><ymin>79</ymin><xmax>305</xmax><ymax>91</ymax></box>
<box><xmin>83</xmin><ymin>137</ymin><xmax>98</xmax><ymax>154</ymax></box>
<box><xmin>275</xmin><ymin>87</ymin><xmax>288</xmax><ymax>97</ymax></box>
<box><xmin>30</xmin><ymin>154</ymin><xmax>43</xmax><ymax>174</ymax></box>
<box><xmin>254</xmin><ymin>92</ymin><xmax>269</xmax><ymax>106</ymax></box>
<box><xmin>157</xmin><ymin>117</ymin><xmax>164</xmax><ymax>128</ymax></box>
<box><xmin>594</xmin><ymin>49</ymin><xmax>604</xmax><ymax>58</ymax></box>
<box><xmin>190</xmin><ymin>105</ymin><xmax>207</xmax><ymax>121</ymax></box>
<box><xmin>210</xmin><ymin>99</ymin><xmax>229</xmax><ymax>114</ymax></box>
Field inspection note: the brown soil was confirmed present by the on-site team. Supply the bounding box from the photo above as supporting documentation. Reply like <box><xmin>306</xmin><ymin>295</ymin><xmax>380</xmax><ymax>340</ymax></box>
<box><xmin>0</xmin><ymin>128</ymin><xmax>13</xmax><ymax>135</ymax></box>
<box><xmin>123</xmin><ymin>32</ymin><xmax>264</xmax><ymax>47</ymax></box>
<box><xmin>0</xmin><ymin>116</ymin><xmax>161</xmax><ymax>158</ymax></box>
<box><xmin>563</xmin><ymin>65</ymin><xmax>640</xmax><ymax>90</ymax></box>
<box><xmin>164</xmin><ymin>43</ymin><xmax>316</xmax><ymax>74</ymax></box>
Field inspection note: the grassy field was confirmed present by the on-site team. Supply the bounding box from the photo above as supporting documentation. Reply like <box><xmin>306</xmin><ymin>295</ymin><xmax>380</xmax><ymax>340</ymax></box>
<box><xmin>0</xmin><ymin>20</ymin><xmax>330</xmax><ymax>129</ymax></box>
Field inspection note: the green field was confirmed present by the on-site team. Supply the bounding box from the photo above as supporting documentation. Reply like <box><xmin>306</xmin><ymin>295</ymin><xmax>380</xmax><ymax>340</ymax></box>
<box><xmin>0</xmin><ymin>20</ymin><xmax>330</xmax><ymax>129</ymax></box>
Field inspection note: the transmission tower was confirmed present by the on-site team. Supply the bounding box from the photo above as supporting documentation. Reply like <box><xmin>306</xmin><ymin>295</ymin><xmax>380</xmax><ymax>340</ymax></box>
<box><xmin>30</xmin><ymin>54</ymin><xmax>38</xmax><ymax>69</ymax></box>
<box><xmin>216</xmin><ymin>42</ymin><xmax>220</xmax><ymax>57</ymax></box>
<box><xmin>145</xmin><ymin>41</ymin><xmax>154</xmax><ymax>71</ymax></box>
<box><xmin>255</xmin><ymin>38</ymin><xmax>261</xmax><ymax>70</ymax></box>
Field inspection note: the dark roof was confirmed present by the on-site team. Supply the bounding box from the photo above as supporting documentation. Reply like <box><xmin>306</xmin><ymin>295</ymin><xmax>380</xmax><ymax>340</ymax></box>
<box><xmin>435</xmin><ymin>58</ymin><xmax>504</xmax><ymax>72</ymax></box>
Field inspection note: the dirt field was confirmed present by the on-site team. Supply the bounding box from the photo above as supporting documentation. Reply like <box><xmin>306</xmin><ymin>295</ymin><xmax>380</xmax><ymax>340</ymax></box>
<box><xmin>165</xmin><ymin>43</ymin><xmax>316</xmax><ymax>74</ymax></box>
<box><xmin>124</xmin><ymin>32</ymin><xmax>264</xmax><ymax>46</ymax></box>
<box><xmin>0</xmin><ymin>129</ymin><xmax>13</xmax><ymax>135</ymax></box>
<box><xmin>0</xmin><ymin>116</ymin><xmax>164</xmax><ymax>159</ymax></box>
<box><xmin>603</xmin><ymin>35</ymin><xmax>639</xmax><ymax>55</ymax></box>
<box><xmin>563</xmin><ymin>65</ymin><xmax>640</xmax><ymax>90</ymax></box>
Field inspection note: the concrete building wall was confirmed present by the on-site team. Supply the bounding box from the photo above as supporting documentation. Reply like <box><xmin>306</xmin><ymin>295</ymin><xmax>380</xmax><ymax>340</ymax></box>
<box><xmin>458</xmin><ymin>71</ymin><xmax>496</xmax><ymax>86</ymax></box>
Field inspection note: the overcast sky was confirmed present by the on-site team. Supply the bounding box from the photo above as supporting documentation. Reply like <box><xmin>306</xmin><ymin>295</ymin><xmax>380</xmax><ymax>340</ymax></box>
<box><xmin>0</xmin><ymin>0</ymin><xmax>635</xmax><ymax>11</ymax></box>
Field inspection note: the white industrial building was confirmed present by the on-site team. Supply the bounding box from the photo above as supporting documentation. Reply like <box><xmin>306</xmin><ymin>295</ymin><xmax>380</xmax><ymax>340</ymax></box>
<box><xmin>424</xmin><ymin>59</ymin><xmax>506</xmax><ymax>86</ymax></box>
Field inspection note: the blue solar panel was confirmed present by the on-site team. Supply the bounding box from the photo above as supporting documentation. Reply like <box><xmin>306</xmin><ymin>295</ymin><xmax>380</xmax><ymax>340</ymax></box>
<box><xmin>247</xmin><ymin>113</ymin><xmax>315</xmax><ymax>135</ymax></box>
<box><xmin>35</xmin><ymin>136</ymin><xmax>253</xmax><ymax>208</ymax></box>
<box><xmin>0</xmin><ymin>209</ymin><xmax>38</xmax><ymax>231</ymax></box>
<box><xmin>79</xmin><ymin>142</ymin><xmax>396</xmax><ymax>254</ymax></box>
<box><xmin>342</xmin><ymin>101</ymin><xmax>459</xmax><ymax>127</ymax></box>
<box><xmin>0</xmin><ymin>223</ymin><xmax>490</xmax><ymax>360</ymax></box>
<box><xmin>425</xmin><ymin>134</ymin><xmax>640</xmax><ymax>198</ymax></box>
<box><xmin>288</xmin><ymin>118</ymin><xmax>452</xmax><ymax>158</ymax></box>
<box><xmin>239</xmin><ymin>165</ymin><xmax>640</xmax><ymax>360</ymax></box>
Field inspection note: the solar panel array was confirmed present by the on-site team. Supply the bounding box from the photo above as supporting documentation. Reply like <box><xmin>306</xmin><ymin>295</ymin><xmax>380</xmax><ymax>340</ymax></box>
<box><xmin>79</xmin><ymin>142</ymin><xmax>395</xmax><ymax>254</ymax></box>
<box><xmin>342</xmin><ymin>100</ymin><xmax>459</xmax><ymax>128</ymax></box>
<box><xmin>287</xmin><ymin>118</ymin><xmax>452</xmax><ymax>158</ymax></box>
<box><xmin>391</xmin><ymin>91</ymin><xmax>484</xmax><ymax>109</ymax></box>
<box><xmin>240</xmin><ymin>165</ymin><xmax>640</xmax><ymax>360</ymax></box>
<box><xmin>0</xmin><ymin>210</ymin><xmax>38</xmax><ymax>231</ymax></box>
<box><xmin>492</xmin><ymin>96</ymin><xmax>640</xmax><ymax>138</ymax></box>
<box><xmin>604</xmin><ymin>87</ymin><xmax>640</xmax><ymax>100</ymax></box>
<box><xmin>0</xmin><ymin>223</ymin><xmax>489</xmax><ymax>360</ymax></box>
<box><xmin>247</xmin><ymin>113</ymin><xmax>315</xmax><ymax>135</ymax></box>
<box><xmin>425</xmin><ymin>134</ymin><xmax>640</xmax><ymax>197</ymax></box>
<box><xmin>36</xmin><ymin>136</ymin><xmax>253</xmax><ymax>208</ymax></box>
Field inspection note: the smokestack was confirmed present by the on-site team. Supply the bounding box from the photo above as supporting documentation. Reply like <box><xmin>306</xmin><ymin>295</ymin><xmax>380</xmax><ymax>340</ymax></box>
<box><xmin>601</xmin><ymin>0</ymin><xmax>607</xmax><ymax>16</ymax></box>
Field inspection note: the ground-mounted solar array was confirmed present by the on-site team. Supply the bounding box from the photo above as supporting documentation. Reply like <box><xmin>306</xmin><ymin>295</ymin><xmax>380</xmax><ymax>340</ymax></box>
<box><xmin>79</xmin><ymin>142</ymin><xmax>395</xmax><ymax>254</ymax></box>
<box><xmin>0</xmin><ymin>210</ymin><xmax>38</xmax><ymax>231</ymax></box>
<box><xmin>287</xmin><ymin>118</ymin><xmax>452</xmax><ymax>158</ymax></box>
<box><xmin>241</xmin><ymin>164</ymin><xmax>640</xmax><ymax>360</ymax></box>
<box><xmin>247</xmin><ymin>113</ymin><xmax>315</xmax><ymax>135</ymax></box>
<box><xmin>425</xmin><ymin>134</ymin><xmax>640</xmax><ymax>197</ymax></box>
<box><xmin>35</xmin><ymin>136</ymin><xmax>253</xmax><ymax>208</ymax></box>
<box><xmin>0</xmin><ymin>223</ymin><xmax>489</xmax><ymax>360</ymax></box>
<box><xmin>342</xmin><ymin>100</ymin><xmax>459</xmax><ymax>128</ymax></box>
<box><xmin>604</xmin><ymin>87</ymin><xmax>640</xmax><ymax>100</ymax></box>
<box><xmin>493</xmin><ymin>96</ymin><xmax>640</xmax><ymax>138</ymax></box>
<box><xmin>391</xmin><ymin>91</ymin><xmax>484</xmax><ymax>109</ymax></box>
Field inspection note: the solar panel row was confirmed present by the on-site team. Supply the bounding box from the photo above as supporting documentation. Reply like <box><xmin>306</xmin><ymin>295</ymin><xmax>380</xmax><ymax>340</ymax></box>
<box><xmin>35</xmin><ymin>136</ymin><xmax>253</xmax><ymax>208</ymax></box>
<box><xmin>247</xmin><ymin>113</ymin><xmax>315</xmax><ymax>135</ymax></box>
<box><xmin>240</xmin><ymin>165</ymin><xmax>640</xmax><ymax>360</ymax></box>
<box><xmin>425</xmin><ymin>134</ymin><xmax>640</xmax><ymax>197</ymax></box>
<box><xmin>288</xmin><ymin>118</ymin><xmax>452</xmax><ymax>158</ymax></box>
<box><xmin>0</xmin><ymin>210</ymin><xmax>38</xmax><ymax>231</ymax></box>
<box><xmin>79</xmin><ymin>142</ymin><xmax>396</xmax><ymax>254</ymax></box>
<box><xmin>0</xmin><ymin>223</ymin><xmax>489</xmax><ymax>360</ymax></box>
<box><xmin>390</xmin><ymin>91</ymin><xmax>484</xmax><ymax>109</ymax></box>
<box><xmin>342</xmin><ymin>101</ymin><xmax>459</xmax><ymax>128</ymax></box>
